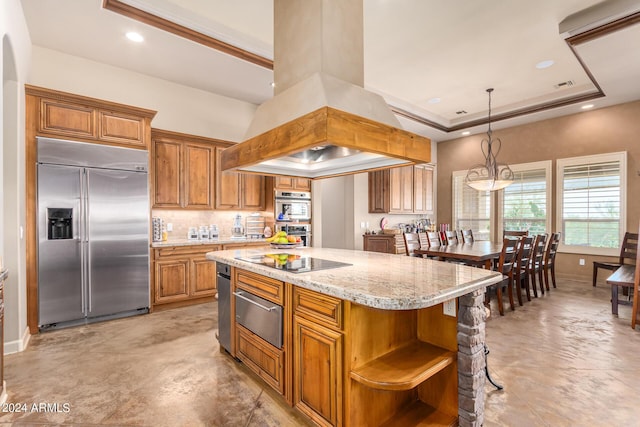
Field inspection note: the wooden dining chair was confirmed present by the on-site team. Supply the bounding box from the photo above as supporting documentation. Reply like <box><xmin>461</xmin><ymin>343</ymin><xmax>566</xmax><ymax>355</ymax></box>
<box><xmin>402</xmin><ymin>232</ymin><xmax>421</xmax><ymax>257</ymax></box>
<box><xmin>461</xmin><ymin>229</ymin><xmax>474</xmax><ymax>244</ymax></box>
<box><xmin>514</xmin><ymin>236</ymin><xmax>534</xmax><ymax>304</ymax></box>
<box><xmin>530</xmin><ymin>234</ymin><xmax>548</xmax><ymax>297</ymax></box>
<box><xmin>504</xmin><ymin>230</ymin><xmax>528</xmax><ymax>238</ymax></box>
<box><xmin>426</xmin><ymin>231</ymin><xmax>442</xmax><ymax>247</ymax></box>
<box><xmin>593</xmin><ymin>231</ymin><xmax>639</xmax><ymax>287</ymax></box>
<box><xmin>632</xmin><ymin>233</ymin><xmax>640</xmax><ymax>330</ymax></box>
<box><xmin>445</xmin><ymin>230</ymin><xmax>459</xmax><ymax>245</ymax></box>
<box><xmin>488</xmin><ymin>238</ymin><xmax>520</xmax><ymax>315</ymax></box>
<box><xmin>542</xmin><ymin>232</ymin><xmax>561</xmax><ymax>290</ymax></box>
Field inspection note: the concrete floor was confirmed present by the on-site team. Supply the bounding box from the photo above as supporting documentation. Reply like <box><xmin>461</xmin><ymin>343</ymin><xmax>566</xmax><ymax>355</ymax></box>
<box><xmin>0</xmin><ymin>276</ymin><xmax>638</xmax><ymax>426</ymax></box>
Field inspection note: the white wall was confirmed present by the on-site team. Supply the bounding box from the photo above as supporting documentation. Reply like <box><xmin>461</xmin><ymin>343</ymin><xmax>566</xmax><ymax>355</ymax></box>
<box><xmin>2</xmin><ymin>0</ymin><xmax>33</xmax><ymax>355</ymax></box>
<box><xmin>317</xmin><ymin>176</ymin><xmax>355</xmax><ymax>249</ymax></box>
<box><xmin>30</xmin><ymin>47</ymin><xmax>257</xmax><ymax>142</ymax></box>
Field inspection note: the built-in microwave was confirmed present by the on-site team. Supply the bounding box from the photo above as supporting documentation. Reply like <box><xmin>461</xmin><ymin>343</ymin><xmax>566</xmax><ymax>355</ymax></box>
<box><xmin>275</xmin><ymin>190</ymin><xmax>311</xmax><ymax>221</ymax></box>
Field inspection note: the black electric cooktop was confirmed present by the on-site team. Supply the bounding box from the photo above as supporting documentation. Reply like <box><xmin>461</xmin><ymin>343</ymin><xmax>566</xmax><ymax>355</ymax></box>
<box><xmin>235</xmin><ymin>254</ymin><xmax>352</xmax><ymax>274</ymax></box>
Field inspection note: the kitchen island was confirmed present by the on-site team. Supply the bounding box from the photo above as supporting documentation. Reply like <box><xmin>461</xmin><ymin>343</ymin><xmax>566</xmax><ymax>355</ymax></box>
<box><xmin>206</xmin><ymin>247</ymin><xmax>502</xmax><ymax>427</ymax></box>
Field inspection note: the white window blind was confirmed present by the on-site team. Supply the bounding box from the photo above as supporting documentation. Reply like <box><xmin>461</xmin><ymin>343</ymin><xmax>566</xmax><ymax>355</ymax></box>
<box><xmin>557</xmin><ymin>152</ymin><xmax>626</xmax><ymax>254</ymax></box>
<box><xmin>452</xmin><ymin>171</ymin><xmax>491</xmax><ymax>241</ymax></box>
<box><xmin>502</xmin><ymin>167</ymin><xmax>548</xmax><ymax>235</ymax></box>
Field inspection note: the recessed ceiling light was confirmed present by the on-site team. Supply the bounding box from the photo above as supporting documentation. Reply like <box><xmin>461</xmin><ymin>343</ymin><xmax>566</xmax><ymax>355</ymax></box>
<box><xmin>462</xmin><ymin>131</ymin><xmax>470</xmax><ymax>136</ymax></box>
<box><xmin>126</xmin><ymin>32</ymin><xmax>144</xmax><ymax>43</ymax></box>
<box><xmin>427</xmin><ymin>97</ymin><xmax>441</xmax><ymax>104</ymax></box>
<box><xmin>536</xmin><ymin>60</ymin><xmax>555</xmax><ymax>69</ymax></box>
<box><xmin>581</xmin><ymin>104</ymin><xmax>594</xmax><ymax>110</ymax></box>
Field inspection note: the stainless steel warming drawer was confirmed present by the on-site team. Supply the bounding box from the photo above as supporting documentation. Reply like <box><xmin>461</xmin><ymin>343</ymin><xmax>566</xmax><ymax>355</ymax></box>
<box><xmin>234</xmin><ymin>290</ymin><xmax>283</xmax><ymax>349</ymax></box>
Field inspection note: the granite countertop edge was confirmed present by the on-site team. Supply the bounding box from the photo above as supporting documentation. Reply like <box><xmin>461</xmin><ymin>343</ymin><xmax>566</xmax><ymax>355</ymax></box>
<box><xmin>0</xmin><ymin>269</ymin><xmax>8</xmax><ymax>282</ymax></box>
<box><xmin>206</xmin><ymin>248</ymin><xmax>503</xmax><ymax>310</ymax></box>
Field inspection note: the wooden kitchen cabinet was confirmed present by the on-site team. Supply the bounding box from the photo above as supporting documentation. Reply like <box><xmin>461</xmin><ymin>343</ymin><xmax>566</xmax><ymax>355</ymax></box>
<box><xmin>414</xmin><ymin>164</ymin><xmax>434</xmax><ymax>214</ymax></box>
<box><xmin>368</xmin><ymin>169</ymin><xmax>389</xmax><ymax>213</ymax></box>
<box><xmin>294</xmin><ymin>316</ymin><xmax>343</xmax><ymax>427</ymax></box>
<box><xmin>215</xmin><ymin>147</ymin><xmax>266</xmax><ymax>210</ymax></box>
<box><xmin>368</xmin><ymin>164</ymin><xmax>434</xmax><ymax>215</ymax></box>
<box><xmin>27</xmin><ymin>85</ymin><xmax>155</xmax><ymax>149</ymax></box>
<box><xmin>363</xmin><ymin>233</ymin><xmax>405</xmax><ymax>255</ymax></box>
<box><xmin>390</xmin><ymin>165</ymin><xmax>414</xmax><ymax>213</ymax></box>
<box><xmin>152</xmin><ymin>244</ymin><xmax>221</xmax><ymax>309</ymax></box>
<box><xmin>275</xmin><ymin>176</ymin><xmax>312</xmax><ymax>191</ymax></box>
<box><xmin>293</xmin><ymin>287</ymin><xmax>344</xmax><ymax>427</ymax></box>
<box><xmin>152</xmin><ymin>130</ymin><xmax>217</xmax><ymax>209</ymax></box>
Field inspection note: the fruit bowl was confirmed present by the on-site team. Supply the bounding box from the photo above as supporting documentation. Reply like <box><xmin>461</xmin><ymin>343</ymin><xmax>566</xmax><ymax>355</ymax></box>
<box><xmin>270</xmin><ymin>242</ymin><xmax>303</xmax><ymax>249</ymax></box>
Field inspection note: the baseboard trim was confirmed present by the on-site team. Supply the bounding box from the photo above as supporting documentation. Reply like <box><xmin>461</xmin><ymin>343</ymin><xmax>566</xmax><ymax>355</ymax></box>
<box><xmin>5</xmin><ymin>326</ymin><xmax>31</xmax><ymax>354</ymax></box>
<box><xmin>0</xmin><ymin>382</ymin><xmax>6</xmax><ymax>405</ymax></box>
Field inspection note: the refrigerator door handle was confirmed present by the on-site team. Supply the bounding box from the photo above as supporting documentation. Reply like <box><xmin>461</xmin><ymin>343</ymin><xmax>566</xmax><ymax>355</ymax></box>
<box><xmin>85</xmin><ymin>170</ymin><xmax>92</xmax><ymax>314</ymax></box>
<box><xmin>79</xmin><ymin>169</ymin><xmax>86</xmax><ymax>314</ymax></box>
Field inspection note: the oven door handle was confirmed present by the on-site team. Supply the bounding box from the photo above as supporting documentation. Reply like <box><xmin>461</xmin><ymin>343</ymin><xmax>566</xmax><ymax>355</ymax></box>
<box><xmin>234</xmin><ymin>291</ymin><xmax>279</xmax><ymax>312</ymax></box>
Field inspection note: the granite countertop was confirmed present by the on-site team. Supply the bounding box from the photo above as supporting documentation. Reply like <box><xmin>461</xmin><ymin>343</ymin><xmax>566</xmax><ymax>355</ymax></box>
<box><xmin>206</xmin><ymin>247</ymin><xmax>502</xmax><ymax>310</ymax></box>
<box><xmin>151</xmin><ymin>237</ymin><xmax>269</xmax><ymax>248</ymax></box>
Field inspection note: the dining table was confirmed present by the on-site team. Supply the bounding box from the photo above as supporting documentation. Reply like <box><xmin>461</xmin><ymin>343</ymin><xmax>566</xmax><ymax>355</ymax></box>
<box><xmin>414</xmin><ymin>241</ymin><xmax>504</xmax><ymax>270</ymax></box>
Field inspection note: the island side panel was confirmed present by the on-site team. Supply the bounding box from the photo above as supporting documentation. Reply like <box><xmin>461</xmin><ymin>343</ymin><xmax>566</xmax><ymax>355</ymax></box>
<box><xmin>417</xmin><ymin>304</ymin><xmax>459</xmax><ymax>418</ymax></box>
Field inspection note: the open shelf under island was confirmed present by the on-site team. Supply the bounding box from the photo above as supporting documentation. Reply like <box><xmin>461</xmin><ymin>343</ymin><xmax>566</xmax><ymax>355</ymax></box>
<box><xmin>206</xmin><ymin>247</ymin><xmax>502</xmax><ymax>427</ymax></box>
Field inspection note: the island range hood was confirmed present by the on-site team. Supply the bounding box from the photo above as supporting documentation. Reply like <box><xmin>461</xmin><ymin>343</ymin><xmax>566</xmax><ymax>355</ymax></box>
<box><xmin>221</xmin><ymin>0</ymin><xmax>431</xmax><ymax>179</ymax></box>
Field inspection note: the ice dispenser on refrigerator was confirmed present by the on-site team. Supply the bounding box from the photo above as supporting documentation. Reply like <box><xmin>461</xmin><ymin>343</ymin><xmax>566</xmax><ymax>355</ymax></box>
<box><xmin>47</xmin><ymin>208</ymin><xmax>73</xmax><ymax>240</ymax></box>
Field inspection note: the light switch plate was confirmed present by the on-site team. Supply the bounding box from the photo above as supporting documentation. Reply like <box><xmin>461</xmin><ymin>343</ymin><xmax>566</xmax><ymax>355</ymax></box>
<box><xmin>166</xmin><ymin>223</ymin><xmax>173</xmax><ymax>232</ymax></box>
<box><xmin>443</xmin><ymin>299</ymin><xmax>456</xmax><ymax>317</ymax></box>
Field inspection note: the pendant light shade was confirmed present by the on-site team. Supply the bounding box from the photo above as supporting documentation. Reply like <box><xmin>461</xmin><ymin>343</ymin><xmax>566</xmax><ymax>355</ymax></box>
<box><xmin>464</xmin><ymin>88</ymin><xmax>514</xmax><ymax>191</ymax></box>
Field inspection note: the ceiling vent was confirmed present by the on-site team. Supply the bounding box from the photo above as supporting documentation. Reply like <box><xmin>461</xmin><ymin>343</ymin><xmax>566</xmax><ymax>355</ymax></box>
<box><xmin>554</xmin><ymin>80</ymin><xmax>575</xmax><ymax>89</ymax></box>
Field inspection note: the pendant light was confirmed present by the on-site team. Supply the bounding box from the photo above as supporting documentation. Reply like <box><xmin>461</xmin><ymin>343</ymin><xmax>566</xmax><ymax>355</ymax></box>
<box><xmin>464</xmin><ymin>88</ymin><xmax>514</xmax><ymax>191</ymax></box>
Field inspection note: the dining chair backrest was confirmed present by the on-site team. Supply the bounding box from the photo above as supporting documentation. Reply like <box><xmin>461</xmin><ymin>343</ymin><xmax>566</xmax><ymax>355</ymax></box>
<box><xmin>532</xmin><ymin>234</ymin><xmax>548</xmax><ymax>267</ymax></box>
<box><xmin>618</xmin><ymin>232</ymin><xmax>639</xmax><ymax>265</ymax></box>
<box><xmin>517</xmin><ymin>236</ymin><xmax>535</xmax><ymax>270</ymax></box>
<box><xmin>417</xmin><ymin>232</ymin><xmax>429</xmax><ymax>249</ymax></box>
<box><xmin>403</xmin><ymin>232</ymin><xmax>421</xmax><ymax>257</ymax></box>
<box><xmin>461</xmin><ymin>229</ymin><xmax>474</xmax><ymax>244</ymax></box>
<box><xmin>504</xmin><ymin>230</ymin><xmax>528</xmax><ymax>239</ymax></box>
<box><xmin>426</xmin><ymin>231</ymin><xmax>442</xmax><ymax>248</ymax></box>
<box><xmin>544</xmin><ymin>232</ymin><xmax>561</xmax><ymax>266</ymax></box>
<box><xmin>445</xmin><ymin>230</ymin><xmax>459</xmax><ymax>245</ymax></box>
<box><xmin>497</xmin><ymin>237</ymin><xmax>520</xmax><ymax>276</ymax></box>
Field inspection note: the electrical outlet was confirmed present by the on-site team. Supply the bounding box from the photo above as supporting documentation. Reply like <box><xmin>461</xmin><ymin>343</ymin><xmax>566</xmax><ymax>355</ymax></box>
<box><xmin>361</xmin><ymin>221</ymin><xmax>365</xmax><ymax>229</ymax></box>
<box><xmin>166</xmin><ymin>223</ymin><xmax>173</xmax><ymax>232</ymax></box>
<box><xmin>579</xmin><ymin>258</ymin><xmax>585</xmax><ymax>266</ymax></box>
<box><xmin>443</xmin><ymin>299</ymin><xmax>456</xmax><ymax>317</ymax></box>
<box><xmin>365</xmin><ymin>221</ymin><xmax>370</xmax><ymax>229</ymax></box>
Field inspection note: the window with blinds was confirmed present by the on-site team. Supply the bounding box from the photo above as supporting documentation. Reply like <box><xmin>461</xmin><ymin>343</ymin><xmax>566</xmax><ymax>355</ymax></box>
<box><xmin>557</xmin><ymin>152</ymin><xmax>626</xmax><ymax>253</ymax></box>
<box><xmin>502</xmin><ymin>163</ymin><xmax>550</xmax><ymax>235</ymax></box>
<box><xmin>452</xmin><ymin>171</ymin><xmax>491</xmax><ymax>241</ymax></box>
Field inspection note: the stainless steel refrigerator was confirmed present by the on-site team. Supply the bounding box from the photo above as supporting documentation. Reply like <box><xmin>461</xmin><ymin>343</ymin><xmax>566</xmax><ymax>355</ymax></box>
<box><xmin>37</xmin><ymin>137</ymin><xmax>150</xmax><ymax>330</ymax></box>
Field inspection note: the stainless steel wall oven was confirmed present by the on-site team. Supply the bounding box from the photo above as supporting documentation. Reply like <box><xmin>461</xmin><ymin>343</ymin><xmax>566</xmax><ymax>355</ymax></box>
<box><xmin>275</xmin><ymin>190</ymin><xmax>311</xmax><ymax>221</ymax></box>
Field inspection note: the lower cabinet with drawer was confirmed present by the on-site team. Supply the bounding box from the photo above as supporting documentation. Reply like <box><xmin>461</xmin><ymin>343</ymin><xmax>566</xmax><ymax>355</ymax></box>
<box><xmin>232</xmin><ymin>268</ymin><xmax>288</xmax><ymax>399</ymax></box>
<box><xmin>152</xmin><ymin>244</ymin><xmax>221</xmax><ymax>310</ymax></box>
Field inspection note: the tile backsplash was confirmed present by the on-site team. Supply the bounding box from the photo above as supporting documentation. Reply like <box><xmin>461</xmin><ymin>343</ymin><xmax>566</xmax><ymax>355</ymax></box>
<box><xmin>152</xmin><ymin>210</ymin><xmax>276</xmax><ymax>240</ymax></box>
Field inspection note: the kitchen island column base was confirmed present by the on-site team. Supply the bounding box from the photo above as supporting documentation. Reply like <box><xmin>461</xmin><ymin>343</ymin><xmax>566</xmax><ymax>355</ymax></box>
<box><xmin>457</xmin><ymin>289</ymin><xmax>487</xmax><ymax>427</ymax></box>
